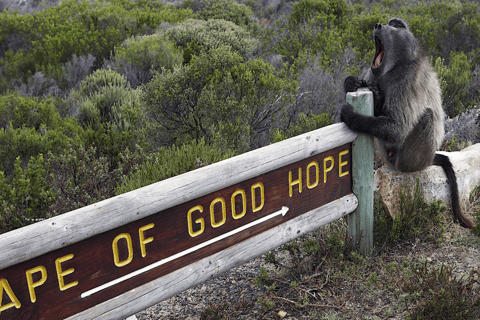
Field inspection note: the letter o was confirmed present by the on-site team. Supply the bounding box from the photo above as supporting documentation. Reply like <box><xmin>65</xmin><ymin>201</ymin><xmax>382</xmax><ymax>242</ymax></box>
<box><xmin>112</xmin><ymin>233</ymin><xmax>133</xmax><ymax>267</ymax></box>
<box><xmin>210</xmin><ymin>197</ymin><xmax>226</xmax><ymax>228</ymax></box>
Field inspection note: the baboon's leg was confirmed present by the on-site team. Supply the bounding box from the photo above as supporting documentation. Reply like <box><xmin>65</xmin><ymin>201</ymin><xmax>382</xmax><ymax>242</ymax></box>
<box><xmin>394</xmin><ymin>108</ymin><xmax>436</xmax><ymax>172</ymax></box>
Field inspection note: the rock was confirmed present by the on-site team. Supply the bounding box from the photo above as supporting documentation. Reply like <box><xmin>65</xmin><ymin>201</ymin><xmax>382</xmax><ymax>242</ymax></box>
<box><xmin>374</xmin><ymin>143</ymin><xmax>480</xmax><ymax>219</ymax></box>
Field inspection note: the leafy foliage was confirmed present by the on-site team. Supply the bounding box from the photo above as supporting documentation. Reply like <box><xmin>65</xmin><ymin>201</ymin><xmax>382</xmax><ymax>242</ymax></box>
<box><xmin>374</xmin><ymin>179</ymin><xmax>447</xmax><ymax>247</ymax></box>
<box><xmin>168</xmin><ymin>19</ymin><xmax>259</xmax><ymax>63</ymax></box>
<box><xmin>116</xmin><ymin>138</ymin><xmax>235</xmax><ymax>195</ymax></box>
<box><xmin>433</xmin><ymin>52</ymin><xmax>473</xmax><ymax>117</ymax></box>
<box><xmin>0</xmin><ymin>0</ymin><xmax>192</xmax><ymax>92</ymax></box>
<box><xmin>46</xmin><ymin>143</ymin><xmax>151</xmax><ymax>215</ymax></box>
<box><xmin>0</xmin><ymin>93</ymin><xmax>82</xmax><ymax>174</ymax></box>
<box><xmin>0</xmin><ymin>155</ymin><xmax>55</xmax><ymax>233</ymax></box>
<box><xmin>271</xmin><ymin>112</ymin><xmax>332</xmax><ymax>143</ymax></box>
<box><xmin>404</xmin><ymin>262</ymin><xmax>480</xmax><ymax>319</ymax></box>
<box><xmin>112</xmin><ymin>33</ymin><xmax>183</xmax><ymax>88</ymax></box>
<box><xmin>184</xmin><ymin>0</ymin><xmax>254</xmax><ymax>27</ymax></box>
<box><xmin>142</xmin><ymin>46</ymin><xmax>294</xmax><ymax>152</ymax></box>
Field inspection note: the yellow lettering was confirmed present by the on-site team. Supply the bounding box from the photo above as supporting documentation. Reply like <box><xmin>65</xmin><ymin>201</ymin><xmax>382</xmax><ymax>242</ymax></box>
<box><xmin>210</xmin><ymin>197</ymin><xmax>226</xmax><ymax>228</ymax></box>
<box><xmin>231</xmin><ymin>189</ymin><xmax>247</xmax><ymax>219</ymax></box>
<box><xmin>323</xmin><ymin>156</ymin><xmax>334</xmax><ymax>183</ymax></box>
<box><xmin>112</xmin><ymin>234</ymin><xmax>133</xmax><ymax>267</ymax></box>
<box><xmin>288</xmin><ymin>168</ymin><xmax>302</xmax><ymax>197</ymax></box>
<box><xmin>306</xmin><ymin>161</ymin><xmax>319</xmax><ymax>189</ymax></box>
<box><xmin>187</xmin><ymin>205</ymin><xmax>205</xmax><ymax>237</ymax></box>
<box><xmin>251</xmin><ymin>182</ymin><xmax>265</xmax><ymax>212</ymax></box>
<box><xmin>55</xmin><ymin>254</ymin><xmax>78</xmax><ymax>291</ymax></box>
<box><xmin>339</xmin><ymin>150</ymin><xmax>349</xmax><ymax>178</ymax></box>
<box><xmin>139</xmin><ymin>223</ymin><xmax>154</xmax><ymax>258</ymax></box>
<box><xmin>0</xmin><ymin>278</ymin><xmax>21</xmax><ymax>312</ymax></box>
<box><xmin>26</xmin><ymin>266</ymin><xmax>47</xmax><ymax>303</ymax></box>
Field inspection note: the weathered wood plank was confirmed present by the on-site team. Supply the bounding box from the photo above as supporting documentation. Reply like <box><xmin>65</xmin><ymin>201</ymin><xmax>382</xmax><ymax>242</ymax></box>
<box><xmin>66</xmin><ymin>194</ymin><xmax>358</xmax><ymax>320</ymax></box>
<box><xmin>0</xmin><ymin>123</ymin><xmax>357</xmax><ymax>270</ymax></box>
<box><xmin>346</xmin><ymin>89</ymin><xmax>374</xmax><ymax>254</ymax></box>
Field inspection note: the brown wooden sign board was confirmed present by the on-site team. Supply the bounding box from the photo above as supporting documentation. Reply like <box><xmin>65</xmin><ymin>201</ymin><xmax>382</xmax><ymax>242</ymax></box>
<box><xmin>0</xmin><ymin>143</ymin><xmax>352</xmax><ymax>320</ymax></box>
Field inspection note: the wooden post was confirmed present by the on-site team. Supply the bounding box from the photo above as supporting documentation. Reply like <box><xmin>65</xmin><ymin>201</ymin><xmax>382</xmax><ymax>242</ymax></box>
<box><xmin>346</xmin><ymin>88</ymin><xmax>374</xmax><ymax>254</ymax></box>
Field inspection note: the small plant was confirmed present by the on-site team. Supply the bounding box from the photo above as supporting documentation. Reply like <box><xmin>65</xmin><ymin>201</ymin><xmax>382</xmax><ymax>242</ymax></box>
<box><xmin>253</xmin><ymin>266</ymin><xmax>270</xmax><ymax>288</ymax></box>
<box><xmin>403</xmin><ymin>262</ymin><xmax>480</xmax><ymax>319</ymax></box>
<box><xmin>471</xmin><ymin>185</ymin><xmax>480</xmax><ymax>236</ymax></box>
<box><xmin>374</xmin><ymin>178</ymin><xmax>447</xmax><ymax>248</ymax></box>
<box><xmin>199</xmin><ymin>299</ymin><xmax>254</xmax><ymax>320</ymax></box>
<box><xmin>257</xmin><ymin>296</ymin><xmax>275</xmax><ymax>311</ymax></box>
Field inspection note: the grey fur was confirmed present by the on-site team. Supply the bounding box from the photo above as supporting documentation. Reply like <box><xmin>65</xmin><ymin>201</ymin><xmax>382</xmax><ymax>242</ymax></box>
<box><xmin>341</xmin><ymin>18</ymin><xmax>475</xmax><ymax>228</ymax></box>
<box><xmin>342</xmin><ymin>18</ymin><xmax>443</xmax><ymax>172</ymax></box>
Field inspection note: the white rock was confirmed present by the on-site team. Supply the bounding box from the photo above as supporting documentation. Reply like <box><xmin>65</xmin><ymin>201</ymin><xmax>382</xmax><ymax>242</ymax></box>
<box><xmin>374</xmin><ymin>143</ymin><xmax>480</xmax><ymax>219</ymax></box>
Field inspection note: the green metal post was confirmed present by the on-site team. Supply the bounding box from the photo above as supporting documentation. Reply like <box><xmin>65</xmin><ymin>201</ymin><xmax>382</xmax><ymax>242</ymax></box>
<box><xmin>346</xmin><ymin>88</ymin><xmax>374</xmax><ymax>255</ymax></box>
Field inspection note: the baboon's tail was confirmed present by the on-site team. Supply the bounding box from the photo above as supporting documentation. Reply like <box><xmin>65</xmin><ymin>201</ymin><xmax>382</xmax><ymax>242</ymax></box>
<box><xmin>433</xmin><ymin>153</ymin><xmax>476</xmax><ymax>228</ymax></box>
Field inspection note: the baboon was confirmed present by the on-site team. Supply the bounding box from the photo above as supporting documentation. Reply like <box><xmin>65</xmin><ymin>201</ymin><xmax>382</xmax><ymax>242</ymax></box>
<box><xmin>341</xmin><ymin>17</ymin><xmax>475</xmax><ymax>228</ymax></box>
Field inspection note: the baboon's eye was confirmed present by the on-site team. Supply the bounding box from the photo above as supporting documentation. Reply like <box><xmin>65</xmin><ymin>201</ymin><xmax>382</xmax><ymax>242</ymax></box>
<box><xmin>388</xmin><ymin>18</ymin><xmax>407</xmax><ymax>29</ymax></box>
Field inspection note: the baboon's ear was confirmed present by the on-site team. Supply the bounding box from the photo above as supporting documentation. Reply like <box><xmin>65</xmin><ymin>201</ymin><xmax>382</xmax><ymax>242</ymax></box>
<box><xmin>387</xmin><ymin>18</ymin><xmax>408</xmax><ymax>29</ymax></box>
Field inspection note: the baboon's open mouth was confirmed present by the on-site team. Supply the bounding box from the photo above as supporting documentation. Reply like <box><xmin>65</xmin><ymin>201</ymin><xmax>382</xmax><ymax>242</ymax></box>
<box><xmin>373</xmin><ymin>36</ymin><xmax>384</xmax><ymax>68</ymax></box>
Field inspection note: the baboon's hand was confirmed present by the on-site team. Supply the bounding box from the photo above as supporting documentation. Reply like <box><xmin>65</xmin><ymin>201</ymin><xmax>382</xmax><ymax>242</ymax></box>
<box><xmin>367</xmin><ymin>80</ymin><xmax>381</xmax><ymax>97</ymax></box>
<box><xmin>340</xmin><ymin>104</ymin><xmax>354</xmax><ymax>125</ymax></box>
<box><xmin>344</xmin><ymin>76</ymin><xmax>367</xmax><ymax>93</ymax></box>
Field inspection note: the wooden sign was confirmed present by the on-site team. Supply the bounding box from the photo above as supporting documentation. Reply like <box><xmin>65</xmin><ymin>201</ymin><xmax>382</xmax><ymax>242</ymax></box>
<box><xmin>0</xmin><ymin>119</ymin><xmax>366</xmax><ymax>319</ymax></box>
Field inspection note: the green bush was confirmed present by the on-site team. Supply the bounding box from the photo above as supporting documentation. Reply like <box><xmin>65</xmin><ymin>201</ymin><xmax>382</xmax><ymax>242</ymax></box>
<box><xmin>116</xmin><ymin>138</ymin><xmax>235</xmax><ymax>195</ymax></box>
<box><xmin>141</xmin><ymin>46</ymin><xmax>294</xmax><ymax>152</ymax></box>
<box><xmin>46</xmin><ymin>144</ymin><xmax>120</xmax><ymax>215</ymax></box>
<box><xmin>290</xmin><ymin>0</ymin><xmax>348</xmax><ymax>25</ymax></box>
<box><xmin>0</xmin><ymin>92</ymin><xmax>61</xmax><ymax>130</ymax></box>
<box><xmin>77</xmin><ymin>69</ymin><xmax>143</xmax><ymax>132</ymax></box>
<box><xmin>0</xmin><ymin>93</ymin><xmax>83</xmax><ymax>174</ymax></box>
<box><xmin>184</xmin><ymin>0</ymin><xmax>254</xmax><ymax>27</ymax></box>
<box><xmin>78</xmin><ymin>69</ymin><xmax>128</xmax><ymax>97</ymax></box>
<box><xmin>168</xmin><ymin>19</ymin><xmax>258</xmax><ymax>62</ymax></box>
<box><xmin>0</xmin><ymin>0</ymin><xmax>192</xmax><ymax>89</ymax></box>
<box><xmin>433</xmin><ymin>52</ymin><xmax>472</xmax><ymax>117</ymax></box>
<box><xmin>0</xmin><ymin>154</ymin><xmax>56</xmax><ymax>233</ymax></box>
<box><xmin>374</xmin><ymin>179</ymin><xmax>447</xmax><ymax>247</ymax></box>
<box><xmin>113</xmin><ymin>33</ymin><xmax>183</xmax><ymax>87</ymax></box>
<box><xmin>271</xmin><ymin>113</ymin><xmax>333</xmax><ymax>143</ymax></box>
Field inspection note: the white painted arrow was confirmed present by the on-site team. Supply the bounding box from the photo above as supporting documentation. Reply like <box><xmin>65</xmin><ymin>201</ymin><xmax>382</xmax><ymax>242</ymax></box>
<box><xmin>81</xmin><ymin>206</ymin><xmax>289</xmax><ymax>298</ymax></box>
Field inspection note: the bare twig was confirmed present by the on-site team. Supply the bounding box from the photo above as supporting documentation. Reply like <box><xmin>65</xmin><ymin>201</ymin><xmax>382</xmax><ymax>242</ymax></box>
<box><xmin>272</xmin><ymin>296</ymin><xmax>343</xmax><ymax>310</ymax></box>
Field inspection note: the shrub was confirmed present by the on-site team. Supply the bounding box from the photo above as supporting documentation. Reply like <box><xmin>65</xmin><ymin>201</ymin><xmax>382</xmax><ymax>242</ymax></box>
<box><xmin>444</xmin><ymin>107</ymin><xmax>480</xmax><ymax>145</ymax></box>
<box><xmin>184</xmin><ymin>0</ymin><xmax>254</xmax><ymax>27</ymax></box>
<box><xmin>168</xmin><ymin>19</ymin><xmax>258</xmax><ymax>62</ymax></box>
<box><xmin>0</xmin><ymin>93</ymin><xmax>82</xmax><ymax>174</ymax></box>
<box><xmin>0</xmin><ymin>154</ymin><xmax>56</xmax><ymax>233</ymax></box>
<box><xmin>0</xmin><ymin>0</ymin><xmax>192</xmax><ymax>90</ymax></box>
<box><xmin>15</xmin><ymin>72</ymin><xmax>60</xmax><ymax>97</ymax></box>
<box><xmin>116</xmin><ymin>138</ymin><xmax>235</xmax><ymax>195</ymax></box>
<box><xmin>78</xmin><ymin>69</ymin><xmax>128</xmax><ymax>97</ymax></box>
<box><xmin>403</xmin><ymin>262</ymin><xmax>480</xmax><ymax>319</ymax></box>
<box><xmin>290</xmin><ymin>0</ymin><xmax>348</xmax><ymax>25</ymax></box>
<box><xmin>271</xmin><ymin>112</ymin><xmax>333</xmax><ymax>143</ymax></box>
<box><xmin>76</xmin><ymin>69</ymin><xmax>144</xmax><ymax>139</ymax></box>
<box><xmin>61</xmin><ymin>54</ymin><xmax>96</xmax><ymax>91</ymax></box>
<box><xmin>141</xmin><ymin>46</ymin><xmax>294</xmax><ymax>151</ymax></box>
<box><xmin>433</xmin><ymin>52</ymin><xmax>472</xmax><ymax>117</ymax></box>
<box><xmin>0</xmin><ymin>92</ymin><xmax>61</xmax><ymax>130</ymax></box>
<box><xmin>374</xmin><ymin>179</ymin><xmax>447</xmax><ymax>247</ymax></box>
<box><xmin>295</xmin><ymin>49</ymin><xmax>360</xmax><ymax>117</ymax></box>
<box><xmin>46</xmin><ymin>141</ymin><xmax>152</xmax><ymax>217</ymax></box>
<box><xmin>46</xmin><ymin>144</ymin><xmax>116</xmax><ymax>215</ymax></box>
<box><xmin>113</xmin><ymin>33</ymin><xmax>183</xmax><ymax>88</ymax></box>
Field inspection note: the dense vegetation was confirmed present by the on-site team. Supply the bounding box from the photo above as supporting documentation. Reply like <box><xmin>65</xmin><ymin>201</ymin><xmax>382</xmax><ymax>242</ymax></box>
<box><xmin>1</xmin><ymin>0</ymin><xmax>479</xmax><ymax>234</ymax></box>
